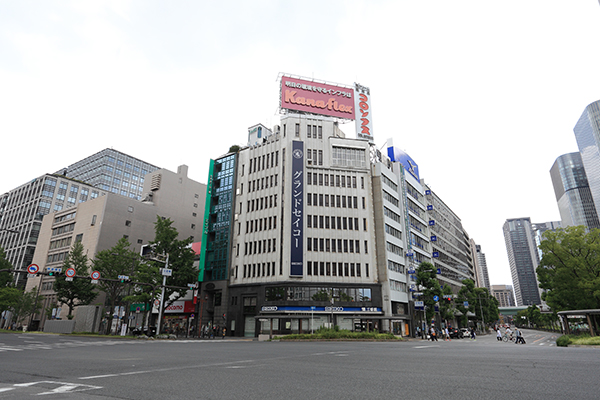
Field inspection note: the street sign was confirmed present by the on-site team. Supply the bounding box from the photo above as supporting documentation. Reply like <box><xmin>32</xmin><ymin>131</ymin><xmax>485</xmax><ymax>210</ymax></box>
<box><xmin>27</xmin><ymin>264</ymin><xmax>39</xmax><ymax>274</ymax></box>
<box><xmin>91</xmin><ymin>271</ymin><xmax>100</xmax><ymax>280</ymax></box>
<box><xmin>433</xmin><ymin>295</ymin><xmax>439</xmax><ymax>302</ymax></box>
<box><xmin>162</xmin><ymin>268</ymin><xmax>172</xmax><ymax>276</ymax></box>
<box><xmin>118</xmin><ymin>275</ymin><xmax>129</xmax><ymax>280</ymax></box>
<box><xmin>65</xmin><ymin>268</ymin><xmax>76</xmax><ymax>278</ymax></box>
<box><xmin>463</xmin><ymin>301</ymin><xmax>469</xmax><ymax>307</ymax></box>
<box><xmin>47</xmin><ymin>267</ymin><xmax>62</xmax><ymax>272</ymax></box>
<box><xmin>415</xmin><ymin>301</ymin><xmax>424</xmax><ymax>307</ymax></box>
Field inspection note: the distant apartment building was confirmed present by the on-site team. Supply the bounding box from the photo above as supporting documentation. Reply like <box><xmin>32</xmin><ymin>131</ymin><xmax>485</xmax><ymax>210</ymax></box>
<box><xmin>503</xmin><ymin>217</ymin><xmax>542</xmax><ymax>306</ymax></box>
<box><xmin>0</xmin><ymin>149</ymin><xmax>161</xmax><ymax>287</ymax></box>
<box><xmin>550</xmin><ymin>152</ymin><xmax>600</xmax><ymax>230</ymax></box>
<box><xmin>491</xmin><ymin>284</ymin><xmax>516</xmax><ymax>307</ymax></box>
<box><xmin>424</xmin><ymin>184</ymin><xmax>475</xmax><ymax>293</ymax></box>
<box><xmin>25</xmin><ymin>165</ymin><xmax>206</xmax><ymax>330</ymax></box>
<box><xmin>0</xmin><ymin>175</ymin><xmax>106</xmax><ymax>287</ymax></box>
<box><xmin>372</xmin><ymin>142</ymin><xmax>431</xmax><ymax>336</ymax></box>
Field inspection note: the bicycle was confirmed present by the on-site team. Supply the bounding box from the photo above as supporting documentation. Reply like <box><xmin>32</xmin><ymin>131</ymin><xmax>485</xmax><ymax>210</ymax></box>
<box><xmin>502</xmin><ymin>333</ymin><xmax>515</xmax><ymax>342</ymax></box>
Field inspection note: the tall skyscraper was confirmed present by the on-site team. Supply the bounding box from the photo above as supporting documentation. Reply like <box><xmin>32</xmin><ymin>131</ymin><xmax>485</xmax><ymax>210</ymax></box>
<box><xmin>502</xmin><ymin>218</ymin><xmax>542</xmax><ymax>306</ymax></box>
<box><xmin>573</xmin><ymin>100</ymin><xmax>600</xmax><ymax>218</ymax></box>
<box><xmin>471</xmin><ymin>241</ymin><xmax>490</xmax><ymax>291</ymax></box>
<box><xmin>550</xmin><ymin>152</ymin><xmax>600</xmax><ymax>230</ymax></box>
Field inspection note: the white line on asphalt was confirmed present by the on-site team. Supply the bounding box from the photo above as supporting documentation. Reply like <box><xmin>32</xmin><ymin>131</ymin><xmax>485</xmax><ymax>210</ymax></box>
<box><xmin>413</xmin><ymin>345</ymin><xmax>440</xmax><ymax>349</ymax></box>
<box><xmin>0</xmin><ymin>388</ymin><xmax>14</xmax><ymax>393</ymax></box>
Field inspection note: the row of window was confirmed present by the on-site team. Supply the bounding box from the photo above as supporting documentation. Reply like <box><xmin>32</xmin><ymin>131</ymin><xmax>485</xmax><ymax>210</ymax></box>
<box><xmin>246</xmin><ymin>195</ymin><xmax>278</xmax><ymax>213</ymax></box>
<box><xmin>306</xmin><ymin>172</ymin><xmax>364</xmax><ymax>189</ymax></box>
<box><xmin>47</xmin><ymin>250</ymin><xmax>68</xmax><ymax>264</ymax></box>
<box><xmin>306</xmin><ymin>237</ymin><xmax>368</xmax><ymax>254</ymax></box>
<box><xmin>52</xmin><ymin>222</ymin><xmax>75</xmax><ymax>237</ymax></box>
<box><xmin>54</xmin><ymin>211</ymin><xmax>76</xmax><ymax>224</ymax></box>
<box><xmin>245</xmin><ymin>216</ymin><xmax>277</xmax><ymax>233</ymax></box>
<box><xmin>244</xmin><ymin>238</ymin><xmax>277</xmax><ymax>255</ymax></box>
<box><xmin>244</xmin><ymin>174</ymin><xmax>278</xmax><ymax>193</ymax></box>
<box><xmin>307</xmin><ymin>193</ymin><xmax>363</xmax><ymax>209</ymax></box>
<box><xmin>265</xmin><ymin>286</ymin><xmax>372</xmax><ymax>302</ymax></box>
<box><xmin>307</xmin><ymin>215</ymin><xmax>365</xmax><ymax>231</ymax></box>
<box><xmin>242</xmin><ymin>262</ymin><xmax>277</xmax><ymax>278</ymax></box>
<box><xmin>306</xmin><ymin>149</ymin><xmax>323</xmax><ymax>165</ymax></box>
<box><xmin>307</xmin><ymin>261</ymin><xmax>369</xmax><ymax>278</ymax></box>
<box><xmin>390</xmin><ymin>279</ymin><xmax>407</xmax><ymax>292</ymax></box>
<box><xmin>49</xmin><ymin>236</ymin><xmax>72</xmax><ymax>250</ymax></box>
<box><xmin>248</xmin><ymin>151</ymin><xmax>279</xmax><ymax>174</ymax></box>
<box><xmin>306</xmin><ymin>124</ymin><xmax>323</xmax><ymax>139</ymax></box>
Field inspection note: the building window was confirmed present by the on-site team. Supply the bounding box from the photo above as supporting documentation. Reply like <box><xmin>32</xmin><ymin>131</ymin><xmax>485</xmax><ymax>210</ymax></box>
<box><xmin>125</xmin><ymin>220</ymin><xmax>131</xmax><ymax>227</ymax></box>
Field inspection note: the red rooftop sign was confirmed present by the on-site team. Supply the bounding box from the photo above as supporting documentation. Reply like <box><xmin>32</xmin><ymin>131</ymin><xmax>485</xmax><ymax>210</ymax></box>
<box><xmin>280</xmin><ymin>75</ymin><xmax>355</xmax><ymax>120</ymax></box>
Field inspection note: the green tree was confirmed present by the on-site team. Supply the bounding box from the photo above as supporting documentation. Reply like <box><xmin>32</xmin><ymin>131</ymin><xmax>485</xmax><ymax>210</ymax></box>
<box><xmin>416</xmin><ymin>262</ymin><xmax>443</xmax><ymax>323</ymax></box>
<box><xmin>93</xmin><ymin>237</ymin><xmax>141</xmax><ymax>332</ymax></box>
<box><xmin>9</xmin><ymin>287</ymin><xmax>43</xmax><ymax>327</ymax></box>
<box><xmin>537</xmin><ymin>226</ymin><xmax>600</xmax><ymax>311</ymax></box>
<box><xmin>55</xmin><ymin>241</ymin><xmax>98</xmax><ymax>318</ymax></box>
<box><xmin>1</xmin><ymin>246</ymin><xmax>13</xmax><ymax>287</ymax></box>
<box><xmin>456</xmin><ymin>279</ymin><xmax>476</xmax><ymax>327</ymax></box>
<box><xmin>147</xmin><ymin>217</ymin><xmax>196</xmax><ymax>326</ymax></box>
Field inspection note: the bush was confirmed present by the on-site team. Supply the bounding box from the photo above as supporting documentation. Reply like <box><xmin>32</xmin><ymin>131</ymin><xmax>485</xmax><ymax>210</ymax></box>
<box><xmin>556</xmin><ymin>335</ymin><xmax>571</xmax><ymax>347</ymax></box>
<box><xmin>273</xmin><ymin>327</ymin><xmax>399</xmax><ymax>341</ymax></box>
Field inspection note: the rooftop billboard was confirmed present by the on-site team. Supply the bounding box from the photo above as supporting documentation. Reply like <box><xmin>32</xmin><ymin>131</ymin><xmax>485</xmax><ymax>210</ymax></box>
<box><xmin>280</xmin><ymin>75</ymin><xmax>355</xmax><ymax>120</ymax></box>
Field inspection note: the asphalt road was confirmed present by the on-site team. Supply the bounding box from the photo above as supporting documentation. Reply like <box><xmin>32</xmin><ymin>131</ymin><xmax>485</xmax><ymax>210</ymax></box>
<box><xmin>0</xmin><ymin>328</ymin><xmax>597</xmax><ymax>399</ymax></box>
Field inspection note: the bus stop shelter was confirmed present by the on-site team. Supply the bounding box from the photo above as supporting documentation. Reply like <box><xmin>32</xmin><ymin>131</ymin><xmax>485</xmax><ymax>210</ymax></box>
<box><xmin>557</xmin><ymin>309</ymin><xmax>600</xmax><ymax>336</ymax></box>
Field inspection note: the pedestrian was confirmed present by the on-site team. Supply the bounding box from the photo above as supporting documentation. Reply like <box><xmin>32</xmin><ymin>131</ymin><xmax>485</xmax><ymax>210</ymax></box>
<box><xmin>445</xmin><ymin>327</ymin><xmax>450</xmax><ymax>341</ymax></box>
<box><xmin>430</xmin><ymin>326</ymin><xmax>438</xmax><ymax>341</ymax></box>
<box><xmin>515</xmin><ymin>328</ymin><xmax>525</xmax><ymax>344</ymax></box>
<box><xmin>496</xmin><ymin>328</ymin><xmax>502</xmax><ymax>341</ymax></box>
<box><xmin>470</xmin><ymin>327</ymin><xmax>476</xmax><ymax>340</ymax></box>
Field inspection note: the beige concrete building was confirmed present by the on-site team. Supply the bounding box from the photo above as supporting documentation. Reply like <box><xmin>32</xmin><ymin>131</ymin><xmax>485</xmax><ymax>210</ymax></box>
<box><xmin>25</xmin><ymin>165</ymin><xmax>206</xmax><ymax>330</ymax></box>
<box><xmin>491</xmin><ymin>284</ymin><xmax>516</xmax><ymax>307</ymax></box>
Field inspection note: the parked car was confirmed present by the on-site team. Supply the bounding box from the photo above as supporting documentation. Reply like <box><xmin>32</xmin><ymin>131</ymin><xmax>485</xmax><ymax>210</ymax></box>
<box><xmin>460</xmin><ymin>328</ymin><xmax>470</xmax><ymax>338</ymax></box>
<box><xmin>446</xmin><ymin>327</ymin><xmax>461</xmax><ymax>339</ymax></box>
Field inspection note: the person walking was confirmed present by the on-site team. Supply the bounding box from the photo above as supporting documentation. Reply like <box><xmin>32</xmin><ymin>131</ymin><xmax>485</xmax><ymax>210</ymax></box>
<box><xmin>470</xmin><ymin>327</ymin><xmax>476</xmax><ymax>340</ymax></box>
<box><xmin>515</xmin><ymin>328</ymin><xmax>525</xmax><ymax>344</ymax></box>
<box><xmin>430</xmin><ymin>326</ymin><xmax>438</xmax><ymax>341</ymax></box>
<box><xmin>496</xmin><ymin>328</ymin><xmax>502</xmax><ymax>341</ymax></box>
<box><xmin>445</xmin><ymin>327</ymin><xmax>450</xmax><ymax>341</ymax></box>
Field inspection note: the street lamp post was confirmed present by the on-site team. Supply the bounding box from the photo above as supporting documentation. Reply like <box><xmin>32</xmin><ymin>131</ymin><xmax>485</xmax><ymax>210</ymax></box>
<box><xmin>156</xmin><ymin>253</ymin><xmax>169</xmax><ymax>335</ymax></box>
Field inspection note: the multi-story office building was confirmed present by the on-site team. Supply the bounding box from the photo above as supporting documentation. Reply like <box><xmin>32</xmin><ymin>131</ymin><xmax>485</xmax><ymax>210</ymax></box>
<box><xmin>491</xmin><ymin>284</ymin><xmax>516</xmax><ymax>308</ymax></box>
<box><xmin>424</xmin><ymin>185</ymin><xmax>475</xmax><ymax>293</ymax></box>
<box><xmin>550</xmin><ymin>152</ymin><xmax>600</xmax><ymax>230</ymax></box>
<box><xmin>471</xmin><ymin>241</ymin><xmax>490</xmax><ymax>291</ymax></box>
<box><xmin>573</xmin><ymin>100</ymin><xmax>600</xmax><ymax>218</ymax></box>
<box><xmin>24</xmin><ymin>165</ymin><xmax>205</xmax><ymax>331</ymax></box>
<box><xmin>223</xmin><ymin>115</ymin><xmax>381</xmax><ymax>337</ymax></box>
<box><xmin>502</xmin><ymin>217</ymin><xmax>542</xmax><ymax>306</ymax></box>
<box><xmin>372</xmin><ymin>143</ymin><xmax>431</xmax><ymax>336</ymax></box>
<box><xmin>58</xmin><ymin>148</ymin><xmax>160</xmax><ymax>201</ymax></box>
<box><xmin>0</xmin><ymin>175</ymin><xmax>106</xmax><ymax>287</ymax></box>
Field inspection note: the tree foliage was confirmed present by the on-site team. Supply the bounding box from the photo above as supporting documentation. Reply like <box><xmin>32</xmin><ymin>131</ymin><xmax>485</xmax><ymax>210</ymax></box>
<box><xmin>537</xmin><ymin>226</ymin><xmax>600</xmax><ymax>311</ymax></box>
<box><xmin>148</xmin><ymin>217</ymin><xmax>196</xmax><ymax>310</ymax></box>
<box><xmin>456</xmin><ymin>279</ymin><xmax>499</xmax><ymax>327</ymax></box>
<box><xmin>416</xmin><ymin>262</ymin><xmax>442</xmax><ymax>323</ymax></box>
<box><xmin>93</xmin><ymin>237</ymin><xmax>142</xmax><ymax>330</ymax></box>
<box><xmin>0</xmin><ymin>246</ymin><xmax>13</xmax><ymax>287</ymax></box>
<box><xmin>9</xmin><ymin>287</ymin><xmax>43</xmax><ymax>326</ymax></box>
<box><xmin>55</xmin><ymin>241</ymin><xmax>98</xmax><ymax>317</ymax></box>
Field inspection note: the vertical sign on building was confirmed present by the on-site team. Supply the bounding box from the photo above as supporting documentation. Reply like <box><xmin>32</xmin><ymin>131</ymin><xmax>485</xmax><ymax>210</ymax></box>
<box><xmin>290</xmin><ymin>141</ymin><xmax>304</xmax><ymax>276</ymax></box>
<box><xmin>354</xmin><ymin>83</ymin><xmax>374</xmax><ymax>143</ymax></box>
<box><xmin>198</xmin><ymin>159</ymin><xmax>215</xmax><ymax>282</ymax></box>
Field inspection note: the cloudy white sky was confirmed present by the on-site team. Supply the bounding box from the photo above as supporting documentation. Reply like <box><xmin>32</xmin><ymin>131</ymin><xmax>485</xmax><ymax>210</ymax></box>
<box><xmin>2</xmin><ymin>1</ymin><xmax>599</xmax><ymax>286</ymax></box>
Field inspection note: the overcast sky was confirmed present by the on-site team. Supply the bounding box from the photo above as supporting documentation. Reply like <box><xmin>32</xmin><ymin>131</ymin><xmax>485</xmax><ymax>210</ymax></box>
<box><xmin>2</xmin><ymin>1</ymin><xmax>599</xmax><ymax>286</ymax></box>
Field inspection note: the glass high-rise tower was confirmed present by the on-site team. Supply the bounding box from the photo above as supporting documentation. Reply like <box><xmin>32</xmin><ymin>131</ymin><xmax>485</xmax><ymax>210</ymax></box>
<box><xmin>573</xmin><ymin>100</ymin><xmax>600</xmax><ymax>219</ymax></box>
<box><xmin>550</xmin><ymin>152</ymin><xmax>600</xmax><ymax>230</ymax></box>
